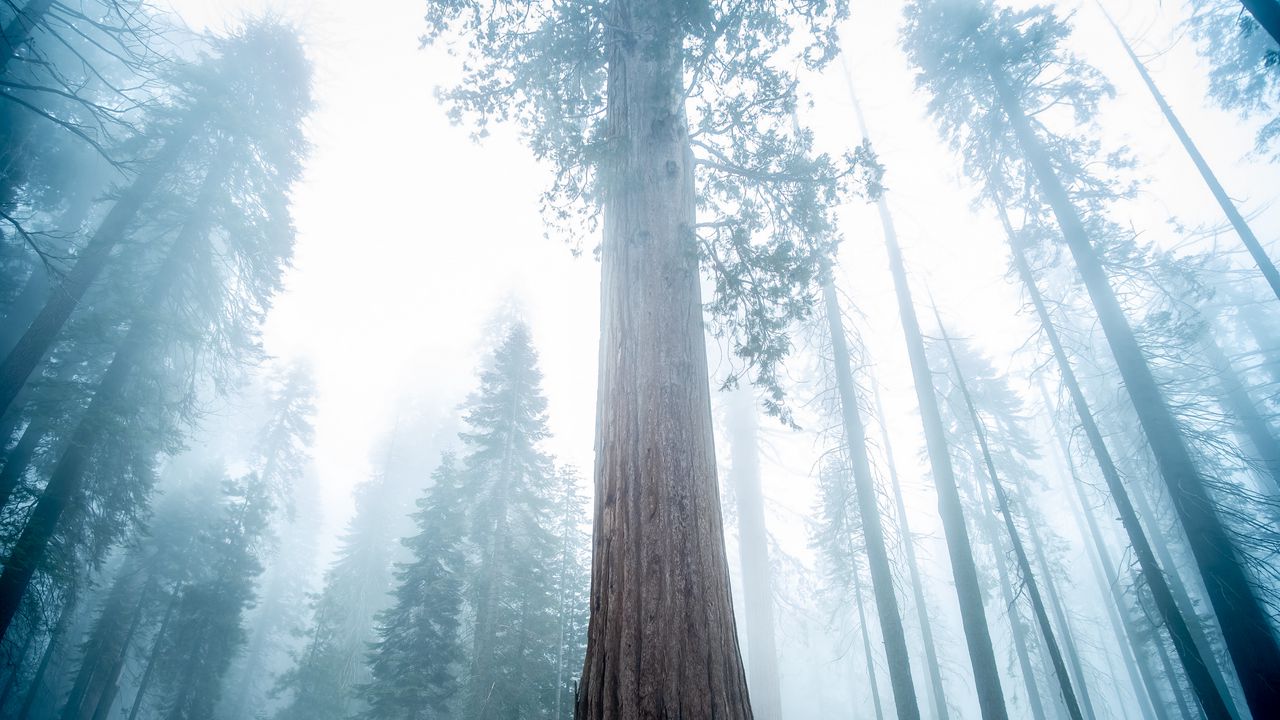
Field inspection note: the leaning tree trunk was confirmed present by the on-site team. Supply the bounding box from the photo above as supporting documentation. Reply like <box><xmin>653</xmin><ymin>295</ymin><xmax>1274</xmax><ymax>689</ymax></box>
<box><xmin>1239</xmin><ymin>0</ymin><xmax>1280</xmax><ymax>46</ymax></box>
<box><xmin>16</xmin><ymin>587</ymin><xmax>75</xmax><ymax>720</ymax></box>
<box><xmin>1200</xmin><ymin>333</ymin><xmax>1280</xmax><ymax>494</ymax></box>
<box><xmin>851</xmin><ymin>558</ymin><xmax>886</xmax><ymax>720</ymax></box>
<box><xmin>988</xmin><ymin>51</ymin><xmax>1258</xmax><ymax>707</ymax></box>
<box><xmin>872</xmin><ymin>382</ymin><xmax>952</xmax><ymax>720</ymax></box>
<box><xmin>574</xmin><ymin>1</ymin><xmax>752</xmax><ymax>717</ymax></box>
<box><xmin>822</xmin><ymin>276</ymin><xmax>922</xmax><ymax>720</ymax></box>
<box><xmin>724</xmin><ymin>388</ymin><xmax>782</xmax><ymax>720</ymax></box>
<box><xmin>936</xmin><ymin>319</ymin><xmax>1085</xmax><ymax>720</ymax></box>
<box><xmin>875</xmin><ymin>188</ymin><xmax>1009</xmax><ymax>720</ymax></box>
<box><xmin>1098</xmin><ymin>4</ymin><xmax>1280</xmax><ymax>302</ymax></box>
<box><xmin>61</xmin><ymin>575</ymin><xmax>150</xmax><ymax>720</ymax></box>
<box><xmin>0</xmin><ymin>119</ymin><xmax>195</xmax><ymax>419</ymax></box>
<box><xmin>0</xmin><ymin>155</ymin><xmax>223</xmax><ymax>641</ymax></box>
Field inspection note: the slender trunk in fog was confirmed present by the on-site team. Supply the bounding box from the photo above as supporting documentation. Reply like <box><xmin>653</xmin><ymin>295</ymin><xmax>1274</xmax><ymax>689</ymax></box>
<box><xmin>0</xmin><ymin>156</ymin><xmax>224</xmax><ymax>642</ymax></box>
<box><xmin>872</xmin><ymin>381</ymin><xmax>951</xmax><ymax>720</ymax></box>
<box><xmin>821</xmin><ymin>276</ymin><xmax>921</xmax><ymax>720</ymax></box>
<box><xmin>1098</xmin><ymin>4</ymin><xmax>1280</xmax><ymax>302</ymax></box>
<box><xmin>1200</xmin><ymin>334</ymin><xmax>1280</xmax><ymax>494</ymax></box>
<box><xmin>852</xmin><ymin>561</ymin><xmax>886</xmax><ymax>720</ymax></box>
<box><xmin>126</xmin><ymin>592</ymin><xmax>177</xmax><ymax>720</ymax></box>
<box><xmin>575</xmin><ymin>2</ymin><xmax>751</xmax><ymax>715</ymax></box>
<box><xmin>989</xmin><ymin>51</ymin><xmax>1274</xmax><ymax>716</ymax></box>
<box><xmin>725</xmin><ymin>388</ymin><xmax>782</xmax><ymax>720</ymax></box>
<box><xmin>1000</xmin><ymin>200</ymin><xmax>1238</xmax><ymax>720</ymax></box>
<box><xmin>0</xmin><ymin>120</ymin><xmax>196</xmax><ymax>419</ymax></box>
<box><xmin>17</xmin><ymin>588</ymin><xmax>75</xmax><ymax>720</ymax></box>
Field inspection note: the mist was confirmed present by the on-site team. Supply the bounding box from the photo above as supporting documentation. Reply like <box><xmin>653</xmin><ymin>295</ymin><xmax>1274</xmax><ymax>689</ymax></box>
<box><xmin>0</xmin><ymin>0</ymin><xmax>1278</xmax><ymax>718</ymax></box>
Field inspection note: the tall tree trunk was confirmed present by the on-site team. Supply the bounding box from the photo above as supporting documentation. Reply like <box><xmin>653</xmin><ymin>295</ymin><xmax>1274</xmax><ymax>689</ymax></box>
<box><xmin>873</xmin><ymin>189</ymin><xmax>1009</xmax><ymax>720</ymax></box>
<box><xmin>1238</xmin><ymin>0</ymin><xmax>1280</xmax><ymax>46</ymax></box>
<box><xmin>851</xmin><ymin>559</ymin><xmax>886</xmax><ymax>720</ymax></box>
<box><xmin>1150</xmin><ymin>627</ymin><xmax>1198</xmax><ymax>720</ymax></box>
<box><xmin>0</xmin><ymin>156</ymin><xmax>223</xmax><ymax>641</ymax></box>
<box><xmin>0</xmin><ymin>120</ymin><xmax>195</xmax><ymax>419</ymax></box>
<box><xmin>724</xmin><ymin>388</ymin><xmax>782</xmax><ymax>720</ymax></box>
<box><xmin>0</xmin><ymin>416</ymin><xmax>46</xmax><ymax>510</ymax></box>
<box><xmin>1097</xmin><ymin>4</ymin><xmax>1280</xmax><ymax>301</ymax></box>
<box><xmin>16</xmin><ymin>587</ymin><xmax>75</xmax><ymax>720</ymax></box>
<box><xmin>1040</xmin><ymin>392</ymin><xmax>1166</xmax><ymax>720</ymax></box>
<box><xmin>1004</xmin><ymin>200</ymin><xmax>1241</xmax><ymax>719</ymax></box>
<box><xmin>0</xmin><ymin>624</ymin><xmax>37</xmax><ymax>708</ymax></box>
<box><xmin>988</xmin><ymin>55</ymin><xmax>1280</xmax><ymax>714</ymax></box>
<box><xmin>1200</xmin><ymin>333</ymin><xmax>1280</xmax><ymax>493</ymax></box>
<box><xmin>821</xmin><ymin>277</ymin><xmax>921</xmax><ymax>719</ymax></box>
<box><xmin>1025</xmin><ymin>507</ymin><xmax>1098</xmax><ymax>720</ymax></box>
<box><xmin>126</xmin><ymin>591</ymin><xmax>176</xmax><ymax>720</ymax></box>
<box><xmin>872</xmin><ymin>382</ymin><xmax>952</xmax><ymax>720</ymax></box>
<box><xmin>0</xmin><ymin>0</ymin><xmax>54</xmax><ymax>75</ymax></box>
<box><xmin>61</xmin><ymin>575</ymin><xmax>149</xmax><ymax>720</ymax></box>
<box><xmin>935</xmin><ymin>319</ymin><xmax>1085</xmax><ymax>720</ymax></box>
<box><xmin>574</xmin><ymin>1</ymin><xmax>752</xmax><ymax>716</ymax></box>
<box><xmin>972</xmin><ymin>469</ymin><xmax>1047</xmax><ymax>720</ymax></box>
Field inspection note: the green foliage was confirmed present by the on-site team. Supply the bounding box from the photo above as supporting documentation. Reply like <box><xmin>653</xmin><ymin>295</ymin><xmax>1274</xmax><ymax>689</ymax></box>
<box><xmin>1186</xmin><ymin>0</ymin><xmax>1280</xmax><ymax>159</ymax></box>
<box><xmin>422</xmin><ymin>0</ymin><xmax>880</xmax><ymax>420</ymax></box>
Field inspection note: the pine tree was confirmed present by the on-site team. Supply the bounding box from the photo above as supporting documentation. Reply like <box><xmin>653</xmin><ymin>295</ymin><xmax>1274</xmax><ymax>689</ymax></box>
<box><xmin>359</xmin><ymin>454</ymin><xmax>468</xmax><ymax>720</ymax></box>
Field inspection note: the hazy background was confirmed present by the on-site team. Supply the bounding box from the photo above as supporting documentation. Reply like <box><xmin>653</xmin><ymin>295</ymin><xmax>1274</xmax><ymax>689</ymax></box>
<box><xmin>163</xmin><ymin>0</ymin><xmax>1280</xmax><ymax>670</ymax></box>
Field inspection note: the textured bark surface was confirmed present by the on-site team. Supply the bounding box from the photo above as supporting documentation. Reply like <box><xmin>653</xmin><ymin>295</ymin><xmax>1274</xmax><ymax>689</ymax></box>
<box><xmin>988</xmin><ymin>54</ymin><xmax>1267</xmax><ymax>718</ymax></box>
<box><xmin>574</xmin><ymin>2</ymin><xmax>752</xmax><ymax>717</ymax></box>
<box><xmin>725</xmin><ymin>389</ymin><xmax>781</xmax><ymax>720</ymax></box>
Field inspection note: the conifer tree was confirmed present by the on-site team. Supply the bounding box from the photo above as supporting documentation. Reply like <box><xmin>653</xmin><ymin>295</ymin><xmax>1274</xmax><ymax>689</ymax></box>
<box><xmin>360</xmin><ymin>454</ymin><xmax>467</xmax><ymax>720</ymax></box>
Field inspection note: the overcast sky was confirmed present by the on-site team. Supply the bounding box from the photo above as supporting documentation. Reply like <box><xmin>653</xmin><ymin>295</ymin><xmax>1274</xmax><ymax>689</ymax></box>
<box><xmin>160</xmin><ymin>0</ymin><xmax>1280</xmax><ymax>590</ymax></box>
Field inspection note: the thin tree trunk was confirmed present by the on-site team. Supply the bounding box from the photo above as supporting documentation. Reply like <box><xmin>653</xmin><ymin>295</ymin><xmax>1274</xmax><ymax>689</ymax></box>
<box><xmin>725</xmin><ymin>388</ymin><xmax>783</xmax><ymax>720</ymax></box>
<box><xmin>575</xmin><ymin>1</ymin><xmax>751</xmax><ymax>716</ymax></box>
<box><xmin>1239</xmin><ymin>0</ymin><xmax>1280</xmax><ymax>47</ymax></box>
<box><xmin>0</xmin><ymin>0</ymin><xmax>54</xmax><ymax>75</ymax></box>
<box><xmin>1039</xmin><ymin>391</ymin><xmax>1165</xmax><ymax>720</ymax></box>
<box><xmin>0</xmin><ymin>156</ymin><xmax>223</xmax><ymax>641</ymax></box>
<box><xmin>1097</xmin><ymin>3</ymin><xmax>1280</xmax><ymax>301</ymax></box>
<box><xmin>0</xmin><ymin>624</ymin><xmax>36</xmax><ymax>708</ymax></box>
<box><xmin>972</xmin><ymin>469</ymin><xmax>1047</xmax><ymax>720</ymax></box>
<box><xmin>125</xmin><ymin>590</ymin><xmax>172</xmax><ymax>720</ymax></box>
<box><xmin>989</xmin><ymin>55</ymin><xmax>1279</xmax><ymax>715</ymax></box>
<box><xmin>0</xmin><ymin>416</ymin><xmax>46</xmax><ymax>511</ymax></box>
<box><xmin>936</xmin><ymin>318</ymin><xmax>1085</xmax><ymax>720</ymax></box>
<box><xmin>822</xmin><ymin>277</ymin><xmax>921</xmax><ymax>719</ymax></box>
<box><xmin>16</xmin><ymin>587</ymin><xmax>75</xmax><ymax>720</ymax></box>
<box><xmin>872</xmin><ymin>381</ymin><xmax>952</xmax><ymax>720</ymax></box>
<box><xmin>0</xmin><ymin>119</ymin><xmax>195</xmax><ymax>419</ymax></box>
<box><xmin>1200</xmin><ymin>333</ymin><xmax>1280</xmax><ymax>493</ymax></box>
<box><xmin>993</xmin><ymin>166</ymin><xmax>1238</xmax><ymax>719</ymax></box>
<box><xmin>62</xmin><ymin>576</ymin><xmax>149</xmax><ymax>720</ymax></box>
<box><xmin>0</xmin><ymin>271</ymin><xmax>51</xmax><ymax>359</ymax></box>
<box><xmin>1151</xmin><ymin>628</ymin><xmax>1199</xmax><ymax>720</ymax></box>
<box><xmin>1025</xmin><ymin>507</ymin><xmax>1098</xmax><ymax>720</ymax></box>
<box><xmin>852</xmin><ymin>559</ymin><xmax>886</xmax><ymax>720</ymax></box>
<box><xmin>872</xmin><ymin>189</ymin><xmax>1009</xmax><ymax>720</ymax></box>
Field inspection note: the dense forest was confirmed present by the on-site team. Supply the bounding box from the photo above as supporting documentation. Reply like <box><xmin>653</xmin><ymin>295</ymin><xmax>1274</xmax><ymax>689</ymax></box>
<box><xmin>0</xmin><ymin>0</ymin><xmax>1278</xmax><ymax>718</ymax></box>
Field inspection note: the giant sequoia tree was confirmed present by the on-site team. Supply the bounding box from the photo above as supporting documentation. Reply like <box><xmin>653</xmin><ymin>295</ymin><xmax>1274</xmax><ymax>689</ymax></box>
<box><xmin>422</xmin><ymin>2</ymin><xmax>874</xmax><ymax>716</ymax></box>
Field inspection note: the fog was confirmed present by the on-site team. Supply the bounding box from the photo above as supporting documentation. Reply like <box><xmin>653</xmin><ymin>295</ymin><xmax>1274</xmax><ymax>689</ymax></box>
<box><xmin>1</xmin><ymin>0</ymin><xmax>1277</xmax><ymax>718</ymax></box>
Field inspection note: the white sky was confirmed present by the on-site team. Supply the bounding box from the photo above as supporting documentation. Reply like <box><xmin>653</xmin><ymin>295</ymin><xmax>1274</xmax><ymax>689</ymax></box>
<box><xmin>158</xmin><ymin>0</ymin><xmax>1278</xmax><ymax>711</ymax></box>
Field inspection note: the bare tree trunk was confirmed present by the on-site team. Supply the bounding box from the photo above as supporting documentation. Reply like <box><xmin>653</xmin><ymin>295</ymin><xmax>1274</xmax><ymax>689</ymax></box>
<box><xmin>1097</xmin><ymin>4</ymin><xmax>1280</xmax><ymax>301</ymax></box>
<box><xmin>724</xmin><ymin>388</ymin><xmax>782</xmax><ymax>720</ymax></box>
<box><xmin>0</xmin><ymin>120</ymin><xmax>195</xmax><ymax>419</ymax></box>
<box><xmin>989</xmin><ymin>54</ymin><xmax>1279</xmax><ymax>715</ymax></box>
<box><xmin>1200</xmin><ymin>334</ymin><xmax>1280</xmax><ymax>493</ymax></box>
<box><xmin>871</xmin><ymin>382</ymin><xmax>951</xmax><ymax>720</ymax></box>
<box><xmin>851</xmin><ymin>559</ymin><xmax>886</xmax><ymax>720</ymax></box>
<box><xmin>1040</xmin><ymin>393</ymin><xmax>1166</xmax><ymax>720</ymax></box>
<box><xmin>126</xmin><ymin>591</ymin><xmax>176</xmax><ymax>720</ymax></box>
<box><xmin>61</xmin><ymin>576</ymin><xmax>149</xmax><ymax>720</ymax></box>
<box><xmin>1004</xmin><ymin>199</ymin><xmax>1241</xmax><ymax>719</ymax></box>
<box><xmin>821</xmin><ymin>277</ymin><xmax>921</xmax><ymax>719</ymax></box>
<box><xmin>1025</xmin><ymin>508</ymin><xmax>1098</xmax><ymax>720</ymax></box>
<box><xmin>574</xmin><ymin>1</ymin><xmax>751</xmax><ymax>716</ymax></box>
<box><xmin>935</xmin><ymin>319</ymin><xmax>1085</xmax><ymax>720</ymax></box>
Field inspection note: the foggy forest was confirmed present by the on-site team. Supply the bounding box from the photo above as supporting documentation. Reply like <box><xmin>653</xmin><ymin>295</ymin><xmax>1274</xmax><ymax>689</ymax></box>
<box><xmin>1</xmin><ymin>0</ymin><xmax>1279</xmax><ymax>718</ymax></box>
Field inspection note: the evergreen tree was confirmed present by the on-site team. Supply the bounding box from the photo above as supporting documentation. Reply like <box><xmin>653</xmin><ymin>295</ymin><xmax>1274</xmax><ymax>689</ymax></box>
<box><xmin>359</xmin><ymin>454</ymin><xmax>467</xmax><ymax>720</ymax></box>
